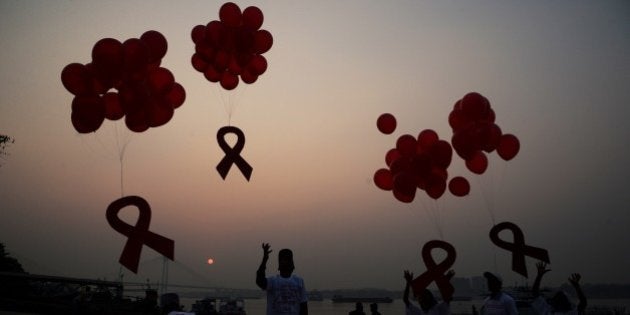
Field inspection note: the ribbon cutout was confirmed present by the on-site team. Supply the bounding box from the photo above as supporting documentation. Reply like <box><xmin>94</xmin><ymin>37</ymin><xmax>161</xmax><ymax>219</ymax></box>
<box><xmin>411</xmin><ymin>240</ymin><xmax>456</xmax><ymax>302</ymax></box>
<box><xmin>216</xmin><ymin>126</ymin><xmax>253</xmax><ymax>181</ymax></box>
<box><xmin>106</xmin><ymin>195</ymin><xmax>175</xmax><ymax>273</ymax></box>
<box><xmin>489</xmin><ymin>221</ymin><xmax>550</xmax><ymax>278</ymax></box>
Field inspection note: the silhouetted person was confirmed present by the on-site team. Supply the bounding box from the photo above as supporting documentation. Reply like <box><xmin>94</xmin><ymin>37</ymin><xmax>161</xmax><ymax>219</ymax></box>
<box><xmin>256</xmin><ymin>243</ymin><xmax>308</xmax><ymax>315</ymax></box>
<box><xmin>403</xmin><ymin>270</ymin><xmax>452</xmax><ymax>315</ymax></box>
<box><xmin>349</xmin><ymin>302</ymin><xmax>366</xmax><ymax>315</ymax></box>
<box><xmin>369</xmin><ymin>302</ymin><xmax>381</xmax><ymax>315</ymax></box>
<box><xmin>478</xmin><ymin>271</ymin><xmax>518</xmax><ymax>315</ymax></box>
<box><xmin>531</xmin><ymin>261</ymin><xmax>587</xmax><ymax>315</ymax></box>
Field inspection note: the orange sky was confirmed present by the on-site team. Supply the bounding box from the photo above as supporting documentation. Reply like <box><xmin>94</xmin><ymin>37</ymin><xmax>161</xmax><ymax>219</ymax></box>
<box><xmin>1</xmin><ymin>1</ymin><xmax>629</xmax><ymax>291</ymax></box>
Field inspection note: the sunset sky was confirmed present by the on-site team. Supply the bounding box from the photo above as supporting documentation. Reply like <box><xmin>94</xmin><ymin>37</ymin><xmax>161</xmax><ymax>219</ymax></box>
<box><xmin>1</xmin><ymin>1</ymin><xmax>629</xmax><ymax>292</ymax></box>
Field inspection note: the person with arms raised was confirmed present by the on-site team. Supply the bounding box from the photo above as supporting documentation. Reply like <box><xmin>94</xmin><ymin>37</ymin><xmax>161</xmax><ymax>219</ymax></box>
<box><xmin>256</xmin><ymin>243</ymin><xmax>308</xmax><ymax>315</ymax></box>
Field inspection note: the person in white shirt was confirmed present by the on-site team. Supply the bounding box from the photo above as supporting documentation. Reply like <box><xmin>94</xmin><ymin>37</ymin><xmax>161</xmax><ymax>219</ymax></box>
<box><xmin>256</xmin><ymin>243</ymin><xmax>308</xmax><ymax>315</ymax></box>
<box><xmin>477</xmin><ymin>272</ymin><xmax>518</xmax><ymax>315</ymax></box>
<box><xmin>531</xmin><ymin>261</ymin><xmax>587</xmax><ymax>315</ymax></box>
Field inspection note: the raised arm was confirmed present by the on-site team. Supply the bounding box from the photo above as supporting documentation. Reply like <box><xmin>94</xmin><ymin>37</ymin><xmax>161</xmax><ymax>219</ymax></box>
<box><xmin>256</xmin><ymin>243</ymin><xmax>272</xmax><ymax>290</ymax></box>
<box><xmin>403</xmin><ymin>270</ymin><xmax>414</xmax><ymax>307</ymax></box>
<box><xmin>532</xmin><ymin>261</ymin><xmax>550</xmax><ymax>297</ymax></box>
<box><xmin>569</xmin><ymin>273</ymin><xmax>587</xmax><ymax>314</ymax></box>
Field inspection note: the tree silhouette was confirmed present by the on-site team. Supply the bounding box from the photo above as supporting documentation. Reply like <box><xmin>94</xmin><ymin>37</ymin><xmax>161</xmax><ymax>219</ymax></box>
<box><xmin>0</xmin><ymin>134</ymin><xmax>14</xmax><ymax>167</ymax></box>
<box><xmin>0</xmin><ymin>242</ymin><xmax>25</xmax><ymax>273</ymax></box>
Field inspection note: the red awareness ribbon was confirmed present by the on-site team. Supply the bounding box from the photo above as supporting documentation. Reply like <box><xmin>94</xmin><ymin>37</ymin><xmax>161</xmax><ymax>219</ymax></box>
<box><xmin>411</xmin><ymin>240</ymin><xmax>456</xmax><ymax>302</ymax></box>
<box><xmin>216</xmin><ymin>126</ymin><xmax>253</xmax><ymax>181</ymax></box>
<box><xmin>489</xmin><ymin>221</ymin><xmax>550</xmax><ymax>278</ymax></box>
<box><xmin>106</xmin><ymin>195</ymin><xmax>175</xmax><ymax>273</ymax></box>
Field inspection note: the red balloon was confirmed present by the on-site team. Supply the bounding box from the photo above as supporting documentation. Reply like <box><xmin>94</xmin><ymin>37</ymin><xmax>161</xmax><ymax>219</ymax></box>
<box><xmin>191</xmin><ymin>53</ymin><xmax>209</xmax><ymax>72</ymax></box>
<box><xmin>122</xmin><ymin>38</ymin><xmax>149</xmax><ymax>72</ymax></box>
<box><xmin>466</xmin><ymin>151</ymin><xmax>488</xmax><ymax>174</ymax></box>
<box><xmin>118</xmin><ymin>82</ymin><xmax>150</xmax><ymax>113</ymax></box>
<box><xmin>497</xmin><ymin>134</ymin><xmax>520</xmax><ymax>161</ymax></box>
<box><xmin>140</xmin><ymin>30</ymin><xmax>168</xmax><ymax>64</ymax></box>
<box><xmin>417</xmin><ymin>129</ymin><xmax>439</xmax><ymax>152</ymax></box>
<box><xmin>204</xmin><ymin>65</ymin><xmax>222</xmax><ymax>83</ymax></box>
<box><xmin>240</xmin><ymin>68</ymin><xmax>258</xmax><ymax>84</ymax></box>
<box><xmin>248</xmin><ymin>55</ymin><xmax>268</xmax><ymax>76</ymax></box>
<box><xmin>220</xmin><ymin>71</ymin><xmax>239</xmax><ymax>90</ymax></box>
<box><xmin>196</xmin><ymin>44</ymin><xmax>216</xmax><ymax>63</ymax></box>
<box><xmin>242</xmin><ymin>6</ymin><xmax>264</xmax><ymax>30</ymax></box>
<box><xmin>393</xmin><ymin>173</ymin><xmax>416</xmax><ymax>203</ymax></box>
<box><xmin>125</xmin><ymin>110</ymin><xmax>149</xmax><ymax>133</ymax></box>
<box><xmin>448</xmin><ymin>108</ymin><xmax>472</xmax><ymax>131</ymax></box>
<box><xmin>426</xmin><ymin>177</ymin><xmax>446</xmax><ymax>200</ymax></box>
<box><xmin>374</xmin><ymin>168</ymin><xmax>394</xmax><ymax>191</ymax></box>
<box><xmin>228</xmin><ymin>57</ymin><xmax>243</xmax><ymax>75</ymax></box>
<box><xmin>448</xmin><ymin>176</ymin><xmax>470</xmax><ymax>197</ymax></box>
<box><xmin>385</xmin><ymin>148</ymin><xmax>401</xmax><ymax>167</ymax></box>
<box><xmin>61</xmin><ymin>63</ymin><xmax>92</xmax><ymax>96</ymax></box>
<box><xmin>429</xmin><ymin>140</ymin><xmax>453</xmax><ymax>169</ymax></box>
<box><xmin>396</xmin><ymin>134</ymin><xmax>417</xmax><ymax>157</ymax></box>
<box><xmin>253</xmin><ymin>30</ymin><xmax>273</xmax><ymax>54</ymax></box>
<box><xmin>71</xmin><ymin>95</ymin><xmax>106</xmax><ymax>133</ymax></box>
<box><xmin>147</xmin><ymin>67</ymin><xmax>175</xmax><ymax>94</ymax></box>
<box><xmin>451</xmin><ymin>128</ymin><xmax>477</xmax><ymax>160</ymax></box>
<box><xmin>377</xmin><ymin>113</ymin><xmax>396</xmax><ymax>134</ymax></box>
<box><xmin>103</xmin><ymin>92</ymin><xmax>124</xmax><ymax>121</ymax></box>
<box><xmin>213</xmin><ymin>50</ymin><xmax>231</xmax><ymax>72</ymax></box>
<box><xmin>461</xmin><ymin>92</ymin><xmax>490</xmax><ymax>121</ymax></box>
<box><xmin>165</xmin><ymin>83</ymin><xmax>186</xmax><ymax>109</ymax></box>
<box><xmin>219</xmin><ymin>2</ymin><xmax>242</xmax><ymax>28</ymax></box>
<box><xmin>480</xmin><ymin>123</ymin><xmax>502</xmax><ymax>153</ymax></box>
<box><xmin>389</xmin><ymin>156</ymin><xmax>411</xmax><ymax>176</ymax></box>
<box><xmin>191</xmin><ymin>24</ymin><xmax>206</xmax><ymax>45</ymax></box>
<box><xmin>147</xmin><ymin>98</ymin><xmax>174</xmax><ymax>128</ymax></box>
<box><xmin>411</xmin><ymin>154</ymin><xmax>432</xmax><ymax>179</ymax></box>
<box><xmin>91</xmin><ymin>38</ymin><xmax>123</xmax><ymax>76</ymax></box>
<box><xmin>205</xmin><ymin>21</ymin><xmax>226</xmax><ymax>47</ymax></box>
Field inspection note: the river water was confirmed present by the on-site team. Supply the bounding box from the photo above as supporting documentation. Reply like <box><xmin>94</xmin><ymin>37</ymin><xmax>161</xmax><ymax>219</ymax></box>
<box><xmin>180</xmin><ymin>298</ymin><xmax>630</xmax><ymax>315</ymax></box>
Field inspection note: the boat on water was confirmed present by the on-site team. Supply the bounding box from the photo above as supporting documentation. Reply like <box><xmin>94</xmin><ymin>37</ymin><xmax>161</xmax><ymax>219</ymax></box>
<box><xmin>307</xmin><ymin>290</ymin><xmax>324</xmax><ymax>301</ymax></box>
<box><xmin>331</xmin><ymin>295</ymin><xmax>393</xmax><ymax>303</ymax></box>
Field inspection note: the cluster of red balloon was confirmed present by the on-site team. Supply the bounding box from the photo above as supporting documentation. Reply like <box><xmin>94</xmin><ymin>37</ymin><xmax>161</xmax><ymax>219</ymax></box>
<box><xmin>374</xmin><ymin>92</ymin><xmax>520</xmax><ymax>203</ymax></box>
<box><xmin>449</xmin><ymin>92</ymin><xmax>520</xmax><ymax>174</ymax></box>
<box><xmin>375</xmin><ymin>114</ymin><xmax>469</xmax><ymax>202</ymax></box>
<box><xmin>190</xmin><ymin>2</ymin><xmax>273</xmax><ymax>90</ymax></box>
<box><xmin>61</xmin><ymin>31</ymin><xmax>186</xmax><ymax>133</ymax></box>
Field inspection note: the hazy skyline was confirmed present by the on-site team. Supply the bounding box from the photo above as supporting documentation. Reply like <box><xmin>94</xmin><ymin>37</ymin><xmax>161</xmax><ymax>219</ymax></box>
<box><xmin>1</xmin><ymin>1</ymin><xmax>629</xmax><ymax>292</ymax></box>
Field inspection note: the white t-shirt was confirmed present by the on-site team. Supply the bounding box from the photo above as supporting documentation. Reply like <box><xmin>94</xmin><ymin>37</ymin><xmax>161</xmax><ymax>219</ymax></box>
<box><xmin>405</xmin><ymin>302</ymin><xmax>450</xmax><ymax>315</ymax></box>
<box><xmin>481</xmin><ymin>293</ymin><xmax>518</xmax><ymax>315</ymax></box>
<box><xmin>265</xmin><ymin>274</ymin><xmax>307</xmax><ymax>315</ymax></box>
<box><xmin>531</xmin><ymin>296</ymin><xmax>578</xmax><ymax>315</ymax></box>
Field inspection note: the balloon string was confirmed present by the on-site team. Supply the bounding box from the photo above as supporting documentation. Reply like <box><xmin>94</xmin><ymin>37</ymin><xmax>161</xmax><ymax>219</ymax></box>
<box><xmin>115</xmin><ymin>123</ymin><xmax>130</xmax><ymax>197</ymax></box>
<box><xmin>476</xmin><ymin>174</ymin><xmax>496</xmax><ymax>226</ymax></box>
<box><xmin>418</xmin><ymin>197</ymin><xmax>444</xmax><ymax>240</ymax></box>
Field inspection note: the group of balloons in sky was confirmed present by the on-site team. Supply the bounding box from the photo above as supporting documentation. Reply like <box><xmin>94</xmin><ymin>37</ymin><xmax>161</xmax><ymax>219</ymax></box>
<box><xmin>374</xmin><ymin>92</ymin><xmax>520</xmax><ymax>203</ymax></box>
<box><xmin>60</xmin><ymin>2</ymin><xmax>273</xmax><ymax>134</ymax></box>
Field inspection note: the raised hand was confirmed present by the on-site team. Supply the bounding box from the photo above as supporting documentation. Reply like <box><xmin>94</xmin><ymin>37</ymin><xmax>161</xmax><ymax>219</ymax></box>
<box><xmin>536</xmin><ymin>261</ymin><xmax>550</xmax><ymax>276</ymax></box>
<box><xmin>404</xmin><ymin>270</ymin><xmax>414</xmax><ymax>283</ymax></box>
<box><xmin>532</xmin><ymin>261</ymin><xmax>550</xmax><ymax>297</ymax></box>
<box><xmin>446</xmin><ymin>269</ymin><xmax>456</xmax><ymax>279</ymax></box>
<box><xmin>262</xmin><ymin>242</ymin><xmax>272</xmax><ymax>259</ymax></box>
<box><xmin>569</xmin><ymin>273</ymin><xmax>581</xmax><ymax>286</ymax></box>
